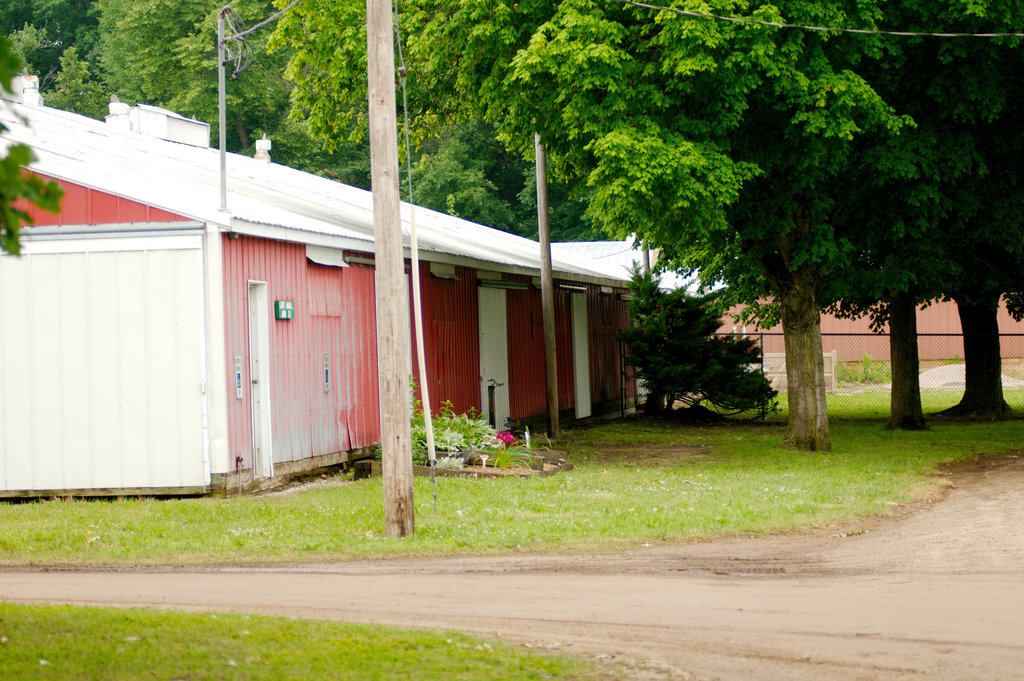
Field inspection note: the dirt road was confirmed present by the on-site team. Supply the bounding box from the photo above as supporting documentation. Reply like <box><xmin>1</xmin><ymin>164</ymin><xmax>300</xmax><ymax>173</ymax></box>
<box><xmin>3</xmin><ymin>454</ymin><xmax>1024</xmax><ymax>680</ymax></box>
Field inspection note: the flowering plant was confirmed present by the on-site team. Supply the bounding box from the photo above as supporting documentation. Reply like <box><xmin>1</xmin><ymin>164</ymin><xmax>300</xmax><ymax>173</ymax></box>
<box><xmin>496</xmin><ymin>430</ymin><xmax>516</xmax><ymax>447</ymax></box>
<box><xmin>479</xmin><ymin>430</ymin><xmax>517</xmax><ymax>451</ymax></box>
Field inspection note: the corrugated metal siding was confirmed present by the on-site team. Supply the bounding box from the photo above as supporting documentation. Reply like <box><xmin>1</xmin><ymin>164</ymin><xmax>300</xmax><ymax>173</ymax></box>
<box><xmin>416</xmin><ymin>264</ymin><xmax>480</xmax><ymax>415</ymax></box>
<box><xmin>223</xmin><ymin>238</ymin><xmax>382</xmax><ymax>471</ymax></box>
<box><xmin>335</xmin><ymin>262</ymin><xmax>380</xmax><ymax>449</ymax></box>
<box><xmin>222</xmin><ymin>236</ymin><xmax>311</xmax><ymax>467</ymax></box>
<box><xmin>0</xmin><ymin>242</ymin><xmax>206</xmax><ymax>491</ymax></box>
<box><xmin>307</xmin><ymin>264</ymin><xmax>349</xmax><ymax>454</ymax></box>
<box><xmin>18</xmin><ymin>175</ymin><xmax>185</xmax><ymax>225</ymax></box>
<box><xmin>305</xmin><ymin>261</ymin><xmax>380</xmax><ymax>452</ymax></box>
<box><xmin>556</xmin><ymin>290</ymin><xmax>575</xmax><ymax>409</ymax></box>
<box><xmin>722</xmin><ymin>300</ymin><xmax>1024</xmax><ymax>362</ymax></box>
<box><xmin>506</xmin><ymin>278</ymin><xmax>575</xmax><ymax>420</ymax></box>
<box><xmin>588</xmin><ymin>286</ymin><xmax>628</xmax><ymax>406</ymax></box>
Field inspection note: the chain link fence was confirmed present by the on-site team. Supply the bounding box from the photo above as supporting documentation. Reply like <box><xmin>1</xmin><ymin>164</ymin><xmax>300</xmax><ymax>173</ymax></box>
<box><xmin>621</xmin><ymin>333</ymin><xmax>1024</xmax><ymax>419</ymax></box>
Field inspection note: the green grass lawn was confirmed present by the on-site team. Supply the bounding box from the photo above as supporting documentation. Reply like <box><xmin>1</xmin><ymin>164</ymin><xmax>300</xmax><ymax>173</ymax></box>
<box><xmin>768</xmin><ymin>388</ymin><xmax>1024</xmax><ymax>420</ymax></box>
<box><xmin>3</xmin><ymin>412</ymin><xmax>1020</xmax><ymax>681</ymax></box>
<box><xmin>0</xmin><ymin>603</ymin><xmax>607</xmax><ymax>681</ymax></box>
<box><xmin>2</xmin><ymin>412</ymin><xmax>1021</xmax><ymax>566</ymax></box>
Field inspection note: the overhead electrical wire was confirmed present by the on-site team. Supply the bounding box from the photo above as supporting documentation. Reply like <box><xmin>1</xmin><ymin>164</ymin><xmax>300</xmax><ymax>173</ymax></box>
<box><xmin>611</xmin><ymin>0</ymin><xmax>1024</xmax><ymax>38</ymax></box>
<box><xmin>221</xmin><ymin>0</ymin><xmax>305</xmax><ymax>77</ymax></box>
<box><xmin>228</xmin><ymin>0</ymin><xmax>305</xmax><ymax>40</ymax></box>
<box><xmin>394</xmin><ymin>0</ymin><xmax>440</xmax><ymax>510</ymax></box>
<box><xmin>221</xmin><ymin>6</ymin><xmax>255</xmax><ymax>76</ymax></box>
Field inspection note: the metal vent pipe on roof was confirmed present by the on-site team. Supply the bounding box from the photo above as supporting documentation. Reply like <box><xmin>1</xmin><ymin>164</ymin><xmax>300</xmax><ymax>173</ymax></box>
<box><xmin>21</xmin><ymin>75</ymin><xmax>42</xmax><ymax>107</ymax></box>
<box><xmin>254</xmin><ymin>136</ymin><xmax>271</xmax><ymax>163</ymax></box>
<box><xmin>106</xmin><ymin>99</ymin><xmax>131</xmax><ymax>131</ymax></box>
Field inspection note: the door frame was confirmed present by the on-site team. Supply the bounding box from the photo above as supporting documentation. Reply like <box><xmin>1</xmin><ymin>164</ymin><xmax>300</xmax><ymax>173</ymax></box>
<box><xmin>247</xmin><ymin>280</ymin><xmax>273</xmax><ymax>479</ymax></box>
<box><xmin>477</xmin><ymin>286</ymin><xmax>510</xmax><ymax>429</ymax></box>
<box><xmin>571</xmin><ymin>292</ymin><xmax>592</xmax><ymax>419</ymax></box>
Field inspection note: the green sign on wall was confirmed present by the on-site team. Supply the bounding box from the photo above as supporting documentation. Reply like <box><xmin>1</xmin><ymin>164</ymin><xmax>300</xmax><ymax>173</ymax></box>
<box><xmin>274</xmin><ymin>300</ymin><xmax>294</xmax><ymax>320</ymax></box>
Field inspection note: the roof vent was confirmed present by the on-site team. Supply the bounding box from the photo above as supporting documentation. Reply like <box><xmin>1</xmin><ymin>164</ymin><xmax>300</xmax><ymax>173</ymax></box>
<box><xmin>254</xmin><ymin>135</ymin><xmax>272</xmax><ymax>163</ymax></box>
<box><xmin>104</xmin><ymin>101</ymin><xmax>211</xmax><ymax>147</ymax></box>
<box><xmin>3</xmin><ymin>74</ymin><xmax>42</xmax><ymax>106</ymax></box>
<box><xmin>106</xmin><ymin>98</ymin><xmax>132</xmax><ymax>131</ymax></box>
<box><xmin>20</xmin><ymin>75</ymin><xmax>42</xmax><ymax>106</ymax></box>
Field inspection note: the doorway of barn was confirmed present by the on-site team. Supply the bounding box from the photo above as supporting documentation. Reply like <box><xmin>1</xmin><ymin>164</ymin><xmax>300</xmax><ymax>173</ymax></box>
<box><xmin>478</xmin><ymin>286</ymin><xmax>510</xmax><ymax>429</ymax></box>
<box><xmin>247</xmin><ymin>281</ymin><xmax>273</xmax><ymax>479</ymax></box>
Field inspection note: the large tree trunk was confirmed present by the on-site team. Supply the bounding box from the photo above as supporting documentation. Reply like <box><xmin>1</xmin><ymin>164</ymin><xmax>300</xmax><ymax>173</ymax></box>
<box><xmin>780</xmin><ymin>277</ymin><xmax>830</xmax><ymax>451</ymax></box>
<box><xmin>941</xmin><ymin>296</ymin><xmax>1009</xmax><ymax>418</ymax></box>
<box><xmin>888</xmin><ymin>291</ymin><xmax>926</xmax><ymax>430</ymax></box>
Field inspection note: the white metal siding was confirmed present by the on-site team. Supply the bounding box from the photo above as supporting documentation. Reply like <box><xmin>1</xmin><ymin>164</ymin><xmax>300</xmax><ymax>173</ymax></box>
<box><xmin>0</xmin><ymin>238</ymin><xmax>207</xmax><ymax>492</ymax></box>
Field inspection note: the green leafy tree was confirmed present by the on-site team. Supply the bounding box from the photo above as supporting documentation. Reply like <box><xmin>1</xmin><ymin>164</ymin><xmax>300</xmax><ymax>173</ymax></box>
<box><xmin>94</xmin><ymin>0</ymin><xmax>374</xmax><ymax>178</ymax></box>
<box><xmin>3</xmin><ymin>0</ymin><xmax>101</xmax><ymax>91</ymax></box>
<box><xmin>274</xmin><ymin>0</ymin><xmax>912</xmax><ymax>450</ymax></box>
<box><xmin>43</xmin><ymin>46</ymin><xmax>107</xmax><ymax>118</ymax></box>
<box><xmin>619</xmin><ymin>267</ymin><xmax>776</xmax><ymax>416</ymax></box>
<box><xmin>1</xmin><ymin>35</ymin><xmax>63</xmax><ymax>253</ymax></box>
<box><xmin>409</xmin><ymin>119</ymin><xmax>596</xmax><ymax>240</ymax></box>
<box><xmin>827</xmin><ymin>1</ymin><xmax>1024</xmax><ymax>422</ymax></box>
<box><xmin>98</xmin><ymin>0</ymin><xmax>289</xmax><ymax>151</ymax></box>
<box><xmin>411</xmin><ymin>120</ymin><xmax>520</xmax><ymax>234</ymax></box>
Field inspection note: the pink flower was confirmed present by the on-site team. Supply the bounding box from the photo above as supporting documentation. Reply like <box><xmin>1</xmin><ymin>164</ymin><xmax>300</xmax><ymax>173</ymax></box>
<box><xmin>496</xmin><ymin>431</ymin><xmax>516</xmax><ymax>446</ymax></box>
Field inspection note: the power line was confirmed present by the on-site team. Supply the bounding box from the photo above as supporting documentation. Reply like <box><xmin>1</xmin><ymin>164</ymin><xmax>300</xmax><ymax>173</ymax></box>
<box><xmin>226</xmin><ymin>0</ymin><xmax>304</xmax><ymax>40</ymax></box>
<box><xmin>221</xmin><ymin>0</ymin><xmax>305</xmax><ymax>77</ymax></box>
<box><xmin>611</xmin><ymin>0</ymin><xmax>1024</xmax><ymax>38</ymax></box>
<box><xmin>221</xmin><ymin>7</ymin><xmax>254</xmax><ymax>76</ymax></box>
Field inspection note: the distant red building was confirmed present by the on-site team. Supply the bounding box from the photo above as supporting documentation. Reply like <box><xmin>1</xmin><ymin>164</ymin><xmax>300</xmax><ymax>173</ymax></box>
<box><xmin>722</xmin><ymin>301</ymin><xmax>1024</xmax><ymax>363</ymax></box>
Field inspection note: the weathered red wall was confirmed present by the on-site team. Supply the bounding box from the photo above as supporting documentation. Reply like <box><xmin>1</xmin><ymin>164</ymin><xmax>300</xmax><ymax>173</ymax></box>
<box><xmin>721</xmin><ymin>299</ymin><xmax>1024</xmax><ymax>361</ymax></box>
<box><xmin>307</xmin><ymin>261</ymin><xmax>380</xmax><ymax>453</ymax></box>
<box><xmin>222</xmin><ymin>237</ymin><xmax>381</xmax><ymax>470</ymax></box>
<box><xmin>413</xmin><ymin>263</ymin><xmax>481</xmax><ymax>416</ymax></box>
<box><xmin>506</xmin><ymin>278</ymin><xmax>575</xmax><ymax>420</ymax></box>
<box><xmin>17</xmin><ymin>174</ymin><xmax>185</xmax><ymax>225</ymax></box>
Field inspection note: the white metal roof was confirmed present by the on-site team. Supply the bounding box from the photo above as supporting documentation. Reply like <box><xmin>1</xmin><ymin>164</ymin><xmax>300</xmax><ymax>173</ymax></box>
<box><xmin>1</xmin><ymin>100</ymin><xmax>627</xmax><ymax>285</ymax></box>
<box><xmin>551</xmin><ymin>239</ymin><xmax>699</xmax><ymax>291</ymax></box>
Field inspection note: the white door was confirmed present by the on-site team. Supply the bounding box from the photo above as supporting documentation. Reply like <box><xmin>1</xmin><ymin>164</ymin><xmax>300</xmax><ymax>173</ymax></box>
<box><xmin>478</xmin><ymin>286</ymin><xmax>510</xmax><ymax>429</ymax></box>
<box><xmin>247</xmin><ymin>281</ymin><xmax>273</xmax><ymax>479</ymax></box>
<box><xmin>572</xmin><ymin>293</ymin><xmax>592</xmax><ymax>419</ymax></box>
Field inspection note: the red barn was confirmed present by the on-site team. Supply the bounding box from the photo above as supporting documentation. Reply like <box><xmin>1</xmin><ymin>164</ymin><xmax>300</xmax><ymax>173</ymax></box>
<box><xmin>0</xmin><ymin>93</ymin><xmax>630</xmax><ymax>496</ymax></box>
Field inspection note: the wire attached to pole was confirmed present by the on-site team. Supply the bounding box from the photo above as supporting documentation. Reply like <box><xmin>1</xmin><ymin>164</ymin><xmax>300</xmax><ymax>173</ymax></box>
<box><xmin>393</xmin><ymin>0</ymin><xmax>438</xmax><ymax>512</ymax></box>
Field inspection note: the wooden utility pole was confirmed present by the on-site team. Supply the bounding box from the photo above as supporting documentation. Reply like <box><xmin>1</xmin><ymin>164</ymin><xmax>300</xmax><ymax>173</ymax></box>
<box><xmin>535</xmin><ymin>133</ymin><xmax>559</xmax><ymax>438</ymax></box>
<box><xmin>367</xmin><ymin>0</ymin><xmax>414</xmax><ymax>536</ymax></box>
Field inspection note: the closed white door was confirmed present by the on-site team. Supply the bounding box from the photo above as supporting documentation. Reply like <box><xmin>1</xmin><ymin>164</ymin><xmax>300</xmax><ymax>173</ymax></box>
<box><xmin>477</xmin><ymin>287</ymin><xmax>510</xmax><ymax>429</ymax></box>
<box><xmin>572</xmin><ymin>293</ymin><xmax>592</xmax><ymax>419</ymax></box>
<box><xmin>247</xmin><ymin>281</ymin><xmax>273</xmax><ymax>479</ymax></box>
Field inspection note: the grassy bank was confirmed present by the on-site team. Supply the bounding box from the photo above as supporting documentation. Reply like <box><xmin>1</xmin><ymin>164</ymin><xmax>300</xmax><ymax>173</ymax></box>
<box><xmin>2</xmin><ymin>413</ymin><xmax>1020</xmax><ymax>567</ymax></box>
<box><xmin>0</xmin><ymin>603</ymin><xmax>605</xmax><ymax>681</ymax></box>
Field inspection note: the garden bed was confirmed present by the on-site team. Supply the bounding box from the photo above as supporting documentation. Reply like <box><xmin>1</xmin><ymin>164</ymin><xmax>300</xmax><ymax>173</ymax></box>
<box><xmin>353</xmin><ymin>452</ymin><xmax>571</xmax><ymax>480</ymax></box>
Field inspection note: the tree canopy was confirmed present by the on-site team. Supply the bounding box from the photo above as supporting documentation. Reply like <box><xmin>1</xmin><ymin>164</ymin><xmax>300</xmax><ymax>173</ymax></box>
<box><xmin>825</xmin><ymin>2</ymin><xmax>1024</xmax><ymax>421</ymax></box>
<box><xmin>275</xmin><ymin>0</ymin><xmax>918</xmax><ymax>449</ymax></box>
<box><xmin>4</xmin><ymin>0</ymin><xmax>595</xmax><ymax>238</ymax></box>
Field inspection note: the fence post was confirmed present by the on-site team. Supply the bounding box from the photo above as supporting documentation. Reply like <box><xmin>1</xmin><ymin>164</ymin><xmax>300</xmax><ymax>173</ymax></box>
<box><xmin>760</xmin><ymin>333</ymin><xmax>767</xmax><ymax>419</ymax></box>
